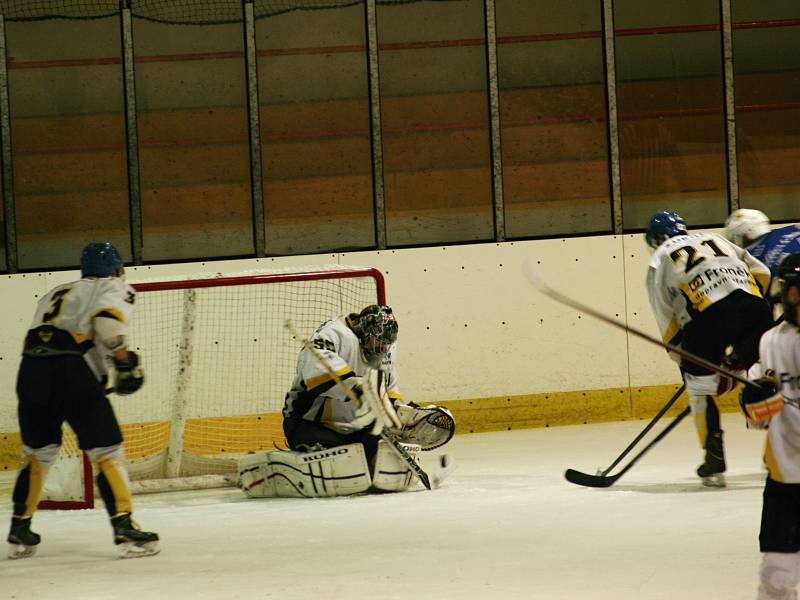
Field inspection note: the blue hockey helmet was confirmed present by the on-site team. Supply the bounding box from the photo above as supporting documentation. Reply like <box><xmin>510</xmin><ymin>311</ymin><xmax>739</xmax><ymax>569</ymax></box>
<box><xmin>80</xmin><ymin>242</ymin><xmax>124</xmax><ymax>278</ymax></box>
<box><xmin>645</xmin><ymin>211</ymin><xmax>688</xmax><ymax>249</ymax></box>
<box><xmin>352</xmin><ymin>304</ymin><xmax>398</xmax><ymax>367</ymax></box>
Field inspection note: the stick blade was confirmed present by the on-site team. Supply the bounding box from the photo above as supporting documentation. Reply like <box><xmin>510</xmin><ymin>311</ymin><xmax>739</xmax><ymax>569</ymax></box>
<box><xmin>564</xmin><ymin>468</ymin><xmax>618</xmax><ymax>488</ymax></box>
<box><xmin>418</xmin><ymin>471</ymin><xmax>432</xmax><ymax>490</ymax></box>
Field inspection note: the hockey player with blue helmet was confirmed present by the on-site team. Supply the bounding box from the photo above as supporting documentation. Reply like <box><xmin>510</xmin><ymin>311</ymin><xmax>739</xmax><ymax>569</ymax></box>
<box><xmin>645</xmin><ymin>210</ymin><xmax>773</xmax><ymax>487</ymax></box>
<box><xmin>7</xmin><ymin>242</ymin><xmax>158</xmax><ymax>559</ymax></box>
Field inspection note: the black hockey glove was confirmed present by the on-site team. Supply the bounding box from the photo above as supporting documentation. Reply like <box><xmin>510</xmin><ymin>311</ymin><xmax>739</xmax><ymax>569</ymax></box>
<box><xmin>113</xmin><ymin>351</ymin><xmax>145</xmax><ymax>395</ymax></box>
<box><xmin>739</xmin><ymin>374</ymin><xmax>783</xmax><ymax>426</ymax></box>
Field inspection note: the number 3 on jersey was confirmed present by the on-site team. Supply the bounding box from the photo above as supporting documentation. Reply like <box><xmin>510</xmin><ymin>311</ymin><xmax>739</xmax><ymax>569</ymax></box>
<box><xmin>42</xmin><ymin>288</ymin><xmax>72</xmax><ymax>323</ymax></box>
<box><xmin>669</xmin><ymin>239</ymin><xmax>727</xmax><ymax>273</ymax></box>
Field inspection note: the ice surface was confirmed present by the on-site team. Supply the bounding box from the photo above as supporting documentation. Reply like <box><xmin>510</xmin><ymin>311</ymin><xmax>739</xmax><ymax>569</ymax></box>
<box><xmin>0</xmin><ymin>413</ymin><xmax>770</xmax><ymax>600</ymax></box>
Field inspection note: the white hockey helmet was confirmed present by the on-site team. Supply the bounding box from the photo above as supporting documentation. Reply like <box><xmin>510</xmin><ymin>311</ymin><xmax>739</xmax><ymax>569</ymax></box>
<box><xmin>723</xmin><ymin>209</ymin><xmax>770</xmax><ymax>246</ymax></box>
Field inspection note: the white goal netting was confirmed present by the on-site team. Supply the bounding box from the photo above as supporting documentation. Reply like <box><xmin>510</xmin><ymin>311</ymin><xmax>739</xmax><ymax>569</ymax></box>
<box><xmin>113</xmin><ymin>264</ymin><xmax>384</xmax><ymax>487</ymax></box>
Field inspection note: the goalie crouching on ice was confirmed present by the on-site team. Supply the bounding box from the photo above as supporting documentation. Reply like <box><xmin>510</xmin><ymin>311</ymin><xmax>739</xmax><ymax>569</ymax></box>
<box><xmin>238</xmin><ymin>304</ymin><xmax>455</xmax><ymax>498</ymax></box>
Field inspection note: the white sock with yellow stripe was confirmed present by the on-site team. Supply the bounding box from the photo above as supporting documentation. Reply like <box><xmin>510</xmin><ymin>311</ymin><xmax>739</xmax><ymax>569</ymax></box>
<box><xmin>88</xmin><ymin>445</ymin><xmax>133</xmax><ymax>517</ymax></box>
<box><xmin>11</xmin><ymin>444</ymin><xmax>59</xmax><ymax>519</ymax></box>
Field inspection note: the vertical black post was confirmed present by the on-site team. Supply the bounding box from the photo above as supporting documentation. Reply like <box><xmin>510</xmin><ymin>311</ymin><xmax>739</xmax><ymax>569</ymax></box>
<box><xmin>120</xmin><ymin>1</ymin><xmax>143</xmax><ymax>264</ymax></box>
<box><xmin>720</xmin><ymin>0</ymin><xmax>739</xmax><ymax>211</ymax></box>
<box><xmin>602</xmin><ymin>0</ymin><xmax>622</xmax><ymax>234</ymax></box>
<box><xmin>484</xmin><ymin>0</ymin><xmax>505</xmax><ymax>242</ymax></box>
<box><xmin>0</xmin><ymin>14</ymin><xmax>17</xmax><ymax>272</ymax></box>
<box><xmin>243</xmin><ymin>0</ymin><xmax>265</xmax><ymax>256</ymax></box>
<box><xmin>365</xmin><ymin>0</ymin><xmax>387</xmax><ymax>250</ymax></box>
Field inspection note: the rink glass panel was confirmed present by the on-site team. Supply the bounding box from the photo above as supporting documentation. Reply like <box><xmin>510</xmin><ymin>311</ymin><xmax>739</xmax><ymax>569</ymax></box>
<box><xmin>256</xmin><ymin>4</ymin><xmax>375</xmax><ymax>255</ymax></box>
<box><xmin>376</xmin><ymin>0</ymin><xmax>494</xmax><ymax>247</ymax></box>
<box><xmin>495</xmin><ymin>0</ymin><xmax>612</xmax><ymax>237</ymax></box>
<box><xmin>732</xmin><ymin>2</ymin><xmax>800</xmax><ymax>222</ymax></box>
<box><xmin>132</xmin><ymin>16</ymin><xmax>254</xmax><ymax>262</ymax></box>
<box><xmin>7</xmin><ymin>17</ymin><xmax>130</xmax><ymax>270</ymax></box>
<box><xmin>614</xmin><ymin>0</ymin><xmax>728</xmax><ymax>230</ymax></box>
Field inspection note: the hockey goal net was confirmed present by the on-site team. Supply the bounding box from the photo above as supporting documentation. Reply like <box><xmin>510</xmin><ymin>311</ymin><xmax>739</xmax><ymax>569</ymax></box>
<box><xmin>122</xmin><ymin>265</ymin><xmax>385</xmax><ymax>489</ymax></box>
<box><xmin>39</xmin><ymin>264</ymin><xmax>384</xmax><ymax>504</ymax></box>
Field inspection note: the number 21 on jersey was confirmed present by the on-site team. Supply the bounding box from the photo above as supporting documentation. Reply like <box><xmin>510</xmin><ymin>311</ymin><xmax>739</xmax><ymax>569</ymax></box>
<box><xmin>668</xmin><ymin>239</ymin><xmax>727</xmax><ymax>273</ymax></box>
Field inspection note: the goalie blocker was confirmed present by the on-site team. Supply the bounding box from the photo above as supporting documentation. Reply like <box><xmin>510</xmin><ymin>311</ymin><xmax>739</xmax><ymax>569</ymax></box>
<box><xmin>238</xmin><ymin>439</ymin><xmax>422</xmax><ymax>498</ymax></box>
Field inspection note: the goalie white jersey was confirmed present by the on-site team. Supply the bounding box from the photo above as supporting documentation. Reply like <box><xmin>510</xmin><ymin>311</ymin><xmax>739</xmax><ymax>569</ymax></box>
<box><xmin>748</xmin><ymin>322</ymin><xmax>800</xmax><ymax>483</ymax></box>
<box><xmin>23</xmin><ymin>277</ymin><xmax>136</xmax><ymax>382</ymax></box>
<box><xmin>283</xmin><ymin>315</ymin><xmax>402</xmax><ymax>434</ymax></box>
<box><xmin>646</xmin><ymin>232</ymin><xmax>770</xmax><ymax>344</ymax></box>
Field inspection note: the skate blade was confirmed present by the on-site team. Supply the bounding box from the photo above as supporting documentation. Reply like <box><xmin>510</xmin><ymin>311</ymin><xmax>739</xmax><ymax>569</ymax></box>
<box><xmin>118</xmin><ymin>540</ymin><xmax>160</xmax><ymax>559</ymax></box>
<box><xmin>7</xmin><ymin>543</ymin><xmax>37</xmax><ymax>560</ymax></box>
<box><xmin>700</xmin><ymin>473</ymin><xmax>726</xmax><ymax>488</ymax></box>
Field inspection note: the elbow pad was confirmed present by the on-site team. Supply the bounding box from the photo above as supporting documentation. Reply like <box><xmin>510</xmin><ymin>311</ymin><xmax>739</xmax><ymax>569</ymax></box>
<box><xmin>94</xmin><ymin>316</ymin><xmax>126</xmax><ymax>350</ymax></box>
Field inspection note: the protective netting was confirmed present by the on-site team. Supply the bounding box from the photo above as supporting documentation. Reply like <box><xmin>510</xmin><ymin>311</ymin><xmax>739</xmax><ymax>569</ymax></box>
<box><xmin>0</xmin><ymin>0</ymin><xmax>461</xmax><ymax>24</ymax></box>
<box><xmin>115</xmin><ymin>265</ymin><xmax>382</xmax><ymax>483</ymax></box>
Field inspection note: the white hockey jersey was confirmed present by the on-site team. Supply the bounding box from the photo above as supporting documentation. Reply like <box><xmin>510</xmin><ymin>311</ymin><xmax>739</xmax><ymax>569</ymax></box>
<box><xmin>23</xmin><ymin>276</ymin><xmax>136</xmax><ymax>382</ymax></box>
<box><xmin>646</xmin><ymin>232</ymin><xmax>771</xmax><ymax>344</ymax></box>
<box><xmin>748</xmin><ymin>322</ymin><xmax>800</xmax><ymax>483</ymax></box>
<box><xmin>283</xmin><ymin>315</ymin><xmax>402</xmax><ymax>434</ymax></box>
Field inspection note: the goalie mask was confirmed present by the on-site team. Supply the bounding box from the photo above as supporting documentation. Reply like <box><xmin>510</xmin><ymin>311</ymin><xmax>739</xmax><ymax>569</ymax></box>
<box><xmin>352</xmin><ymin>304</ymin><xmax>398</xmax><ymax>367</ymax></box>
<box><xmin>778</xmin><ymin>252</ymin><xmax>800</xmax><ymax>326</ymax></box>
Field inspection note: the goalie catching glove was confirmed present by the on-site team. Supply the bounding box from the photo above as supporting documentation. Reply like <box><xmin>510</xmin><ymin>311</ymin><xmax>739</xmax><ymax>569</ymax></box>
<box><xmin>739</xmin><ymin>372</ymin><xmax>783</xmax><ymax>427</ymax></box>
<box><xmin>112</xmin><ymin>351</ymin><xmax>144</xmax><ymax>395</ymax></box>
<box><xmin>392</xmin><ymin>403</ymin><xmax>455</xmax><ymax>451</ymax></box>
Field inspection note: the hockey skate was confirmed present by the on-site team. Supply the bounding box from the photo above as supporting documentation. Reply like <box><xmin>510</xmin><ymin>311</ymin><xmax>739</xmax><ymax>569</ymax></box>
<box><xmin>7</xmin><ymin>517</ymin><xmax>41</xmax><ymax>560</ymax></box>
<box><xmin>111</xmin><ymin>513</ymin><xmax>160</xmax><ymax>558</ymax></box>
<box><xmin>696</xmin><ymin>431</ymin><xmax>726</xmax><ymax>488</ymax></box>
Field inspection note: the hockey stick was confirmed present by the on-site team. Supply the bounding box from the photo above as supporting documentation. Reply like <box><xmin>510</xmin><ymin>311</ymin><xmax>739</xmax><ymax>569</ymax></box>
<box><xmin>564</xmin><ymin>405</ymin><xmax>691</xmax><ymax>487</ymax></box>
<box><xmin>596</xmin><ymin>383</ymin><xmax>685</xmax><ymax>476</ymax></box>
<box><xmin>285</xmin><ymin>320</ymin><xmax>433</xmax><ymax>490</ymax></box>
<box><xmin>522</xmin><ymin>261</ymin><xmax>759</xmax><ymax>389</ymax></box>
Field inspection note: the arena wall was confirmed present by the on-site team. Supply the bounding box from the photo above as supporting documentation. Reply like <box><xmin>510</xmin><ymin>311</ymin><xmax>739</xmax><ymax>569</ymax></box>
<box><xmin>0</xmin><ymin>232</ymin><xmax>748</xmax><ymax>471</ymax></box>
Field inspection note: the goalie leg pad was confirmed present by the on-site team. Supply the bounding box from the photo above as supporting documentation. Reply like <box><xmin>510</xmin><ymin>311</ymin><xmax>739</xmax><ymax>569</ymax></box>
<box><xmin>238</xmin><ymin>451</ymin><xmax>277</xmax><ymax>497</ymax></box>
<box><xmin>238</xmin><ymin>443</ymin><xmax>372</xmax><ymax>498</ymax></box>
<box><xmin>394</xmin><ymin>404</ymin><xmax>455</xmax><ymax>451</ymax></box>
<box><xmin>371</xmin><ymin>440</ymin><xmax>421</xmax><ymax>493</ymax></box>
